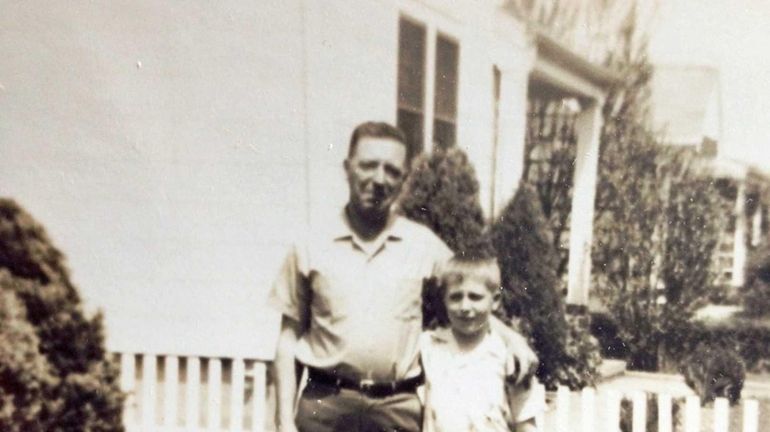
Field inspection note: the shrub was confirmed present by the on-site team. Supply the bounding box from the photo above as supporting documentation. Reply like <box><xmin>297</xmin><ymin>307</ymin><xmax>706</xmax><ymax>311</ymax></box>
<box><xmin>0</xmin><ymin>282</ymin><xmax>55</xmax><ymax>432</ymax></box>
<box><xmin>558</xmin><ymin>313</ymin><xmax>602</xmax><ymax>389</ymax></box>
<box><xmin>741</xmin><ymin>241</ymin><xmax>770</xmax><ymax>318</ymax></box>
<box><xmin>589</xmin><ymin>312</ymin><xmax>630</xmax><ymax>359</ymax></box>
<box><xmin>492</xmin><ymin>183</ymin><xmax>598</xmax><ymax>389</ymax></box>
<box><xmin>662</xmin><ymin>320</ymin><xmax>770</xmax><ymax>374</ymax></box>
<box><xmin>682</xmin><ymin>343</ymin><xmax>745</xmax><ymax>405</ymax></box>
<box><xmin>398</xmin><ymin>147</ymin><xmax>487</xmax><ymax>255</ymax></box>
<box><xmin>0</xmin><ymin>198</ymin><xmax>124</xmax><ymax>430</ymax></box>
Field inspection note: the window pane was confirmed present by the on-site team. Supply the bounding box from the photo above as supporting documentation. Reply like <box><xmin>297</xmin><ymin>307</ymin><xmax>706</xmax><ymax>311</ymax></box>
<box><xmin>433</xmin><ymin>119</ymin><xmax>455</xmax><ymax>150</ymax></box>
<box><xmin>434</xmin><ymin>34</ymin><xmax>459</xmax><ymax>121</ymax></box>
<box><xmin>398</xmin><ymin>108</ymin><xmax>424</xmax><ymax>158</ymax></box>
<box><xmin>398</xmin><ymin>18</ymin><xmax>426</xmax><ymax>111</ymax></box>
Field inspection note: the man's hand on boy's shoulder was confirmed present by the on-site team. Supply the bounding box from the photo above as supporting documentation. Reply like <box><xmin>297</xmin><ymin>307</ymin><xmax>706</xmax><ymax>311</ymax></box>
<box><xmin>489</xmin><ymin>316</ymin><xmax>538</xmax><ymax>386</ymax></box>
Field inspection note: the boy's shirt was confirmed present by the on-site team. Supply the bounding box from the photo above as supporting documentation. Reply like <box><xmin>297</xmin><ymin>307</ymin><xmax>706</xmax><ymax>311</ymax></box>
<box><xmin>419</xmin><ymin>327</ymin><xmax>544</xmax><ymax>432</ymax></box>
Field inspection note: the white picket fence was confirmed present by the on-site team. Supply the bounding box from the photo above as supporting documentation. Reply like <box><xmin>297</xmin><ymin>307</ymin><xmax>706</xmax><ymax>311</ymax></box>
<box><xmin>118</xmin><ymin>353</ymin><xmax>269</xmax><ymax>431</ymax></box>
<box><xmin>116</xmin><ymin>352</ymin><xmax>762</xmax><ymax>432</ymax></box>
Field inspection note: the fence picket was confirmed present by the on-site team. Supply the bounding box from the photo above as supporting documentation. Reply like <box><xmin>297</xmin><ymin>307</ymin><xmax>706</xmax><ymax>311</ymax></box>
<box><xmin>604</xmin><ymin>391</ymin><xmax>621</xmax><ymax>432</ymax></box>
<box><xmin>208</xmin><ymin>358</ymin><xmax>223</xmax><ymax>429</ymax></box>
<box><xmin>657</xmin><ymin>393</ymin><xmax>672</xmax><ymax>432</ymax></box>
<box><xmin>115</xmin><ymin>352</ymin><xmax>766</xmax><ymax>432</ymax></box>
<box><xmin>252</xmin><ymin>361</ymin><xmax>267</xmax><ymax>432</ymax></box>
<box><xmin>713</xmin><ymin>397</ymin><xmax>729</xmax><ymax>432</ymax></box>
<box><xmin>684</xmin><ymin>395</ymin><xmax>701</xmax><ymax>432</ymax></box>
<box><xmin>632</xmin><ymin>391</ymin><xmax>646</xmax><ymax>432</ymax></box>
<box><xmin>140</xmin><ymin>354</ymin><xmax>157</xmax><ymax>428</ymax></box>
<box><xmin>556</xmin><ymin>385</ymin><xmax>570</xmax><ymax>432</ymax></box>
<box><xmin>230</xmin><ymin>358</ymin><xmax>246</xmax><ymax>431</ymax></box>
<box><xmin>743</xmin><ymin>399</ymin><xmax>759</xmax><ymax>432</ymax></box>
<box><xmin>580</xmin><ymin>387</ymin><xmax>595</xmax><ymax>432</ymax></box>
<box><xmin>119</xmin><ymin>353</ymin><xmax>137</xmax><ymax>428</ymax></box>
<box><xmin>534</xmin><ymin>383</ymin><xmax>546</xmax><ymax>430</ymax></box>
<box><xmin>185</xmin><ymin>356</ymin><xmax>201</xmax><ymax>428</ymax></box>
<box><xmin>163</xmin><ymin>356</ymin><xmax>179</xmax><ymax>428</ymax></box>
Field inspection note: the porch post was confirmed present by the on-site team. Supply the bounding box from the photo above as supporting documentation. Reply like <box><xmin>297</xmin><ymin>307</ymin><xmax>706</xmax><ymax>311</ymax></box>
<box><xmin>732</xmin><ymin>181</ymin><xmax>748</xmax><ymax>288</ymax></box>
<box><xmin>566</xmin><ymin>98</ymin><xmax>603</xmax><ymax>306</ymax></box>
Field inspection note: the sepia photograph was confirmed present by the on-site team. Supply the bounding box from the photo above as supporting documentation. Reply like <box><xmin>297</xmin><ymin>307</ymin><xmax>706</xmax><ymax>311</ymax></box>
<box><xmin>2</xmin><ymin>0</ymin><xmax>770</xmax><ymax>430</ymax></box>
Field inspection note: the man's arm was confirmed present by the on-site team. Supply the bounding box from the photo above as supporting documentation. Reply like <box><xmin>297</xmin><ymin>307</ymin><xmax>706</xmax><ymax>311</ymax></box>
<box><xmin>274</xmin><ymin>315</ymin><xmax>301</xmax><ymax>432</ymax></box>
<box><xmin>490</xmin><ymin>316</ymin><xmax>538</xmax><ymax>385</ymax></box>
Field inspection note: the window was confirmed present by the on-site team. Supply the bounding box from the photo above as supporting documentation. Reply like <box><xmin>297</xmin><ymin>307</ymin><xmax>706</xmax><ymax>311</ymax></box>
<box><xmin>397</xmin><ymin>18</ymin><xmax>426</xmax><ymax>158</ymax></box>
<box><xmin>432</xmin><ymin>34</ymin><xmax>459</xmax><ymax>150</ymax></box>
<box><xmin>397</xmin><ymin>17</ymin><xmax>459</xmax><ymax>155</ymax></box>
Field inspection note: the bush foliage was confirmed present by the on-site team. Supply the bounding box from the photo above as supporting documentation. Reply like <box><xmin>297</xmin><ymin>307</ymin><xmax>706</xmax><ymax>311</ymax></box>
<box><xmin>591</xmin><ymin>10</ymin><xmax>721</xmax><ymax>371</ymax></box>
<box><xmin>682</xmin><ymin>343</ymin><xmax>745</xmax><ymax>405</ymax></box>
<box><xmin>0</xmin><ymin>198</ymin><xmax>124</xmax><ymax>431</ymax></box>
<box><xmin>399</xmin><ymin>147</ymin><xmax>487</xmax><ymax>256</ymax></box>
<box><xmin>492</xmin><ymin>183</ymin><xmax>598</xmax><ymax>389</ymax></box>
<box><xmin>0</xmin><ymin>281</ymin><xmax>54</xmax><ymax>431</ymax></box>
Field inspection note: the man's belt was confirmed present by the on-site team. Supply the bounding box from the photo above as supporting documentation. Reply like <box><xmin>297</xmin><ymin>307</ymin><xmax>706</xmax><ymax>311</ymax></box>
<box><xmin>306</xmin><ymin>366</ymin><xmax>424</xmax><ymax>398</ymax></box>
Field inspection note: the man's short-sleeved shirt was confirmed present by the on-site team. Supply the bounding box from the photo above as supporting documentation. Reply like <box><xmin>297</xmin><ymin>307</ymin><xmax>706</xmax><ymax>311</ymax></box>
<box><xmin>269</xmin><ymin>212</ymin><xmax>452</xmax><ymax>381</ymax></box>
<box><xmin>420</xmin><ymin>327</ymin><xmax>544</xmax><ymax>432</ymax></box>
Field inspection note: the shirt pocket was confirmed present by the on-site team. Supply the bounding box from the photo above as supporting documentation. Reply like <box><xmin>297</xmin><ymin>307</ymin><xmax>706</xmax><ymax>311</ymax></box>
<box><xmin>393</xmin><ymin>277</ymin><xmax>423</xmax><ymax>320</ymax></box>
<box><xmin>308</xmin><ymin>269</ymin><xmax>350</xmax><ymax>324</ymax></box>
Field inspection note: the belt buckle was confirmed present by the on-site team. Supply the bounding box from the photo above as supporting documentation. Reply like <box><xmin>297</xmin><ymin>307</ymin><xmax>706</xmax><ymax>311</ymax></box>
<box><xmin>359</xmin><ymin>378</ymin><xmax>376</xmax><ymax>394</ymax></box>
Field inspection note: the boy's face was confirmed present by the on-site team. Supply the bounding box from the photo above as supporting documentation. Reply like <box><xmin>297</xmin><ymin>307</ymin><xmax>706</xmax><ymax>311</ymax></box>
<box><xmin>444</xmin><ymin>278</ymin><xmax>500</xmax><ymax>340</ymax></box>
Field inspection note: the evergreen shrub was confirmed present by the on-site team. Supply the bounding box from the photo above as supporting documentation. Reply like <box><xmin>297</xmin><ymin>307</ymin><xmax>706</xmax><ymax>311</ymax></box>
<box><xmin>682</xmin><ymin>343</ymin><xmax>745</xmax><ymax>405</ymax></box>
<box><xmin>0</xmin><ymin>198</ymin><xmax>124</xmax><ymax>430</ymax></box>
<box><xmin>398</xmin><ymin>147</ymin><xmax>488</xmax><ymax>255</ymax></box>
<box><xmin>0</xmin><ymin>279</ymin><xmax>55</xmax><ymax>432</ymax></box>
<box><xmin>492</xmin><ymin>183</ymin><xmax>598</xmax><ymax>389</ymax></box>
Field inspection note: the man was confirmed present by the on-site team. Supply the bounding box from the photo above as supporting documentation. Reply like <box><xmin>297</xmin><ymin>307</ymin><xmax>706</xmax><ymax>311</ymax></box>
<box><xmin>270</xmin><ymin>121</ymin><xmax>534</xmax><ymax>431</ymax></box>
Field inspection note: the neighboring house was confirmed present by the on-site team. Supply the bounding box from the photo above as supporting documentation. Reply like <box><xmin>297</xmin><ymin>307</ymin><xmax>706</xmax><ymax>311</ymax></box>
<box><xmin>651</xmin><ymin>65</ymin><xmax>768</xmax><ymax>292</ymax></box>
<box><xmin>0</xmin><ymin>0</ymin><xmax>614</xmax><ymax>362</ymax></box>
<box><xmin>706</xmin><ymin>159</ymin><xmax>768</xmax><ymax>290</ymax></box>
<box><xmin>651</xmin><ymin>65</ymin><xmax>721</xmax><ymax>155</ymax></box>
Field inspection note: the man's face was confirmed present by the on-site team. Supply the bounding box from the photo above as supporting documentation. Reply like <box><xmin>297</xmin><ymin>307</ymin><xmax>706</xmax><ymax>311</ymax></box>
<box><xmin>444</xmin><ymin>279</ymin><xmax>499</xmax><ymax>340</ymax></box>
<box><xmin>344</xmin><ymin>136</ymin><xmax>408</xmax><ymax>220</ymax></box>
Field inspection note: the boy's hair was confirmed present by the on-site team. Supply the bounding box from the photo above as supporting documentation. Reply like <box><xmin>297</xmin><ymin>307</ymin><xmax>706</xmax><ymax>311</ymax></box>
<box><xmin>423</xmin><ymin>255</ymin><xmax>503</xmax><ymax>328</ymax></box>
<box><xmin>436</xmin><ymin>255</ymin><xmax>501</xmax><ymax>294</ymax></box>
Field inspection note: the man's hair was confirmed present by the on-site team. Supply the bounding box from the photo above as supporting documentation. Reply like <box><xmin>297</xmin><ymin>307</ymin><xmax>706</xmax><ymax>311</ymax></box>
<box><xmin>436</xmin><ymin>256</ymin><xmax>502</xmax><ymax>295</ymax></box>
<box><xmin>348</xmin><ymin>121</ymin><xmax>409</xmax><ymax>160</ymax></box>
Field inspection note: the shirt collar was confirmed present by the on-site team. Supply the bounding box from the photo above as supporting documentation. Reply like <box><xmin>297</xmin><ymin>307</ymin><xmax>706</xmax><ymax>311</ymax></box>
<box><xmin>331</xmin><ymin>207</ymin><xmax>406</xmax><ymax>243</ymax></box>
<box><xmin>429</xmin><ymin>326</ymin><xmax>507</xmax><ymax>360</ymax></box>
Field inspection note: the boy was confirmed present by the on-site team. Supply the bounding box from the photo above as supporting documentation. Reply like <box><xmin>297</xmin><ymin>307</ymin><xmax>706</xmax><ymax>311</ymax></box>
<box><xmin>420</xmin><ymin>256</ymin><xmax>543</xmax><ymax>432</ymax></box>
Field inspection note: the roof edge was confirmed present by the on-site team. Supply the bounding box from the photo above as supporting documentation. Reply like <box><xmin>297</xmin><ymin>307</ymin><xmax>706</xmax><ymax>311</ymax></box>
<box><xmin>535</xmin><ymin>32</ymin><xmax>619</xmax><ymax>89</ymax></box>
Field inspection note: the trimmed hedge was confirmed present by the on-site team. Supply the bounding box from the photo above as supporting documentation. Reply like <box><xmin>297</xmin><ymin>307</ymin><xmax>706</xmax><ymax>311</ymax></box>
<box><xmin>591</xmin><ymin>311</ymin><xmax>770</xmax><ymax>374</ymax></box>
<box><xmin>666</xmin><ymin>321</ymin><xmax>770</xmax><ymax>374</ymax></box>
